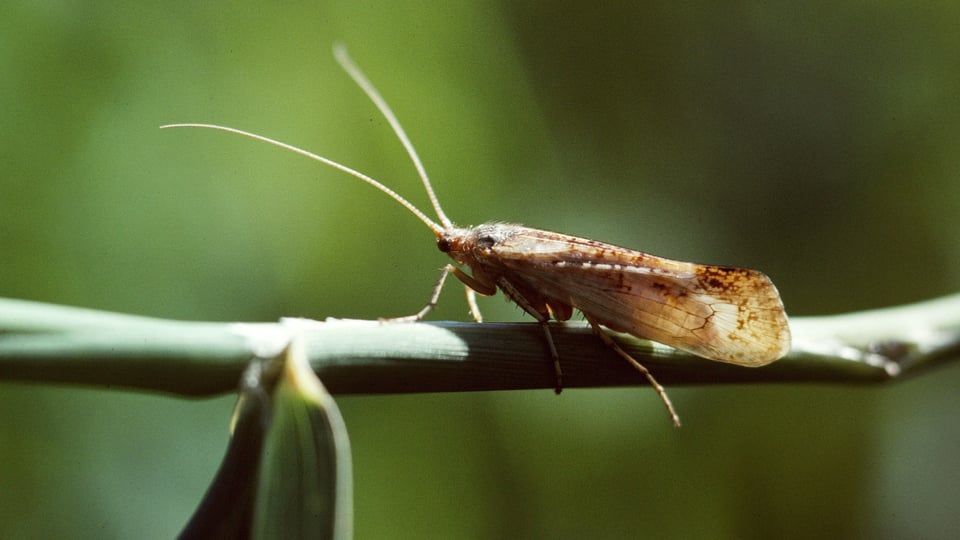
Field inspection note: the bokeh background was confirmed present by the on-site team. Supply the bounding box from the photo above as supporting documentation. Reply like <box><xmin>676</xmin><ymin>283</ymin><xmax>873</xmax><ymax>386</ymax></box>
<box><xmin>2</xmin><ymin>2</ymin><xmax>959</xmax><ymax>538</ymax></box>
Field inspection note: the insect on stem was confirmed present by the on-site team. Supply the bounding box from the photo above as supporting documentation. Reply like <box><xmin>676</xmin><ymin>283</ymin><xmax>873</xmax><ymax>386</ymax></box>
<box><xmin>162</xmin><ymin>44</ymin><xmax>792</xmax><ymax>427</ymax></box>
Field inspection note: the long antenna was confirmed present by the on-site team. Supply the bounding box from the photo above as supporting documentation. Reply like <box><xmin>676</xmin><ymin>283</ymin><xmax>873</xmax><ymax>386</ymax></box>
<box><xmin>159</xmin><ymin>123</ymin><xmax>444</xmax><ymax>235</ymax></box>
<box><xmin>332</xmin><ymin>44</ymin><xmax>453</xmax><ymax>230</ymax></box>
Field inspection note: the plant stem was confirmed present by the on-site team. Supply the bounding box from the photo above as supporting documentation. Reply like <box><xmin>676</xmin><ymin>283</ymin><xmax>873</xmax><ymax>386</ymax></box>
<box><xmin>0</xmin><ymin>295</ymin><xmax>957</xmax><ymax>397</ymax></box>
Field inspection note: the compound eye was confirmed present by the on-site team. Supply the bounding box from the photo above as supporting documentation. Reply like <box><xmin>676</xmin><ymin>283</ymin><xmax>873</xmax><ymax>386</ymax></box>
<box><xmin>437</xmin><ymin>237</ymin><xmax>451</xmax><ymax>252</ymax></box>
<box><xmin>477</xmin><ymin>234</ymin><xmax>496</xmax><ymax>249</ymax></box>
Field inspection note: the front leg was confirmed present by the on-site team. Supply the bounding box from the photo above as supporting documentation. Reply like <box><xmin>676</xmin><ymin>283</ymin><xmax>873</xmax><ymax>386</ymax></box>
<box><xmin>447</xmin><ymin>265</ymin><xmax>495</xmax><ymax>322</ymax></box>
<box><xmin>385</xmin><ymin>265</ymin><xmax>454</xmax><ymax>323</ymax></box>
<box><xmin>388</xmin><ymin>265</ymin><xmax>496</xmax><ymax>324</ymax></box>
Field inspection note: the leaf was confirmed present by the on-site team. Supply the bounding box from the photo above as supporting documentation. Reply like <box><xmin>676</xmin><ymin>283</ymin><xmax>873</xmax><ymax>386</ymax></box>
<box><xmin>179</xmin><ymin>337</ymin><xmax>353</xmax><ymax>540</ymax></box>
<box><xmin>252</xmin><ymin>337</ymin><xmax>353</xmax><ymax>540</ymax></box>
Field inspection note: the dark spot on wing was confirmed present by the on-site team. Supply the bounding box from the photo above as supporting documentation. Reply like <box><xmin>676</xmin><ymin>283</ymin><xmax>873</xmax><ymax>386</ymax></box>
<box><xmin>696</xmin><ymin>265</ymin><xmax>752</xmax><ymax>293</ymax></box>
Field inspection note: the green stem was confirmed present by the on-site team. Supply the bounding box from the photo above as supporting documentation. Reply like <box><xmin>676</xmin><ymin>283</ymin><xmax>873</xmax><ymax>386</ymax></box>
<box><xmin>0</xmin><ymin>295</ymin><xmax>957</xmax><ymax>397</ymax></box>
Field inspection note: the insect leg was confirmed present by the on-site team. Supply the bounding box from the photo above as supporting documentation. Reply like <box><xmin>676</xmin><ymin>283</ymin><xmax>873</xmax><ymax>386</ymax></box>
<box><xmin>384</xmin><ymin>265</ymin><xmax>453</xmax><ymax>323</ymax></box>
<box><xmin>387</xmin><ymin>264</ymin><xmax>494</xmax><ymax>323</ymax></box>
<box><xmin>495</xmin><ymin>278</ymin><xmax>564</xmax><ymax>394</ymax></box>
<box><xmin>584</xmin><ymin>315</ymin><xmax>681</xmax><ymax>427</ymax></box>
<box><xmin>446</xmin><ymin>265</ymin><xmax>496</xmax><ymax>322</ymax></box>
<box><xmin>539</xmin><ymin>322</ymin><xmax>563</xmax><ymax>394</ymax></box>
<box><xmin>465</xmin><ymin>288</ymin><xmax>483</xmax><ymax>323</ymax></box>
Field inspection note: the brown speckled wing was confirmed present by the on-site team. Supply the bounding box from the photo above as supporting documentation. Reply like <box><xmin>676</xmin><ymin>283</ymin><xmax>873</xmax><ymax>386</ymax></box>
<box><xmin>490</xmin><ymin>228</ymin><xmax>791</xmax><ymax>366</ymax></box>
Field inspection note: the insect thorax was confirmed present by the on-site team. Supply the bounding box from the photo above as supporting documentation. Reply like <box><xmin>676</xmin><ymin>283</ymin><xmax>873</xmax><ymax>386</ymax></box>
<box><xmin>437</xmin><ymin>222</ymin><xmax>522</xmax><ymax>258</ymax></box>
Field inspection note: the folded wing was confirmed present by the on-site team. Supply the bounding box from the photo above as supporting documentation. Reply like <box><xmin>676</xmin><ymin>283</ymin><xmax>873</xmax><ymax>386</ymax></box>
<box><xmin>491</xmin><ymin>229</ymin><xmax>791</xmax><ymax>366</ymax></box>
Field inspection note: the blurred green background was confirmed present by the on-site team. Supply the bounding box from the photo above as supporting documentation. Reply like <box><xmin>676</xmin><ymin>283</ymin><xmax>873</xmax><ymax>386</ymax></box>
<box><xmin>2</xmin><ymin>2</ymin><xmax>959</xmax><ymax>538</ymax></box>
